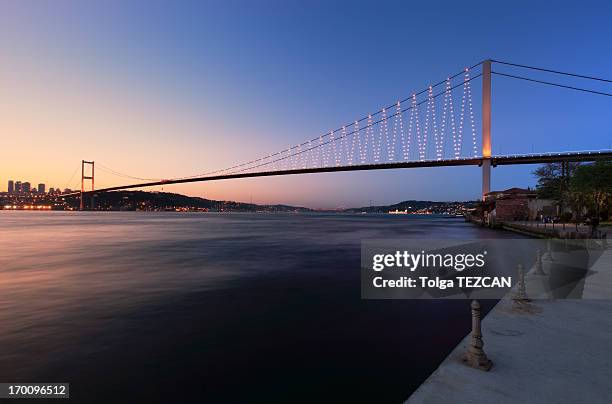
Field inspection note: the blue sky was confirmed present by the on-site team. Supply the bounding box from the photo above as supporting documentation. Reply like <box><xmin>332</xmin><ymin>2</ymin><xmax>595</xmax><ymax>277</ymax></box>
<box><xmin>1</xmin><ymin>0</ymin><xmax>611</xmax><ymax>207</ymax></box>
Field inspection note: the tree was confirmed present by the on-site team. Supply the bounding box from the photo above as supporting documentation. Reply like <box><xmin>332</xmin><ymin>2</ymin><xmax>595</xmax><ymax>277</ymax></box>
<box><xmin>566</xmin><ymin>189</ymin><xmax>588</xmax><ymax>230</ymax></box>
<box><xmin>569</xmin><ymin>161</ymin><xmax>612</xmax><ymax>226</ymax></box>
<box><xmin>533</xmin><ymin>163</ymin><xmax>580</xmax><ymax>202</ymax></box>
<box><xmin>533</xmin><ymin>162</ymin><xmax>580</xmax><ymax>212</ymax></box>
<box><xmin>533</xmin><ymin>163</ymin><xmax>564</xmax><ymax>199</ymax></box>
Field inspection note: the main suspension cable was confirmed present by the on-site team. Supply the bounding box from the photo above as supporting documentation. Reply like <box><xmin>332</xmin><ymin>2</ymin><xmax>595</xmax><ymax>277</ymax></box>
<box><xmin>492</xmin><ymin>71</ymin><xmax>612</xmax><ymax>97</ymax></box>
<box><xmin>491</xmin><ymin>60</ymin><xmax>612</xmax><ymax>84</ymax></box>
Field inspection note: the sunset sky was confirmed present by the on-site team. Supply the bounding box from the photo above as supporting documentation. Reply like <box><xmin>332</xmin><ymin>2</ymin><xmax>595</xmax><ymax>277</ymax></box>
<box><xmin>1</xmin><ymin>1</ymin><xmax>611</xmax><ymax>208</ymax></box>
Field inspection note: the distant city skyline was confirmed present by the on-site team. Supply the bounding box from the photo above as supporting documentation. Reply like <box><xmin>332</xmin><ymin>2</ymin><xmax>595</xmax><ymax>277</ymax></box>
<box><xmin>1</xmin><ymin>1</ymin><xmax>611</xmax><ymax>208</ymax></box>
<box><xmin>6</xmin><ymin>179</ymin><xmax>54</xmax><ymax>194</ymax></box>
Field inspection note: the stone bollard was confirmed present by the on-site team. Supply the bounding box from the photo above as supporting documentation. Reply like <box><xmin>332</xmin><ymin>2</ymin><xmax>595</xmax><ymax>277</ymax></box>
<box><xmin>544</xmin><ymin>240</ymin><xmax>554</xmax><ymax>261</ymax></box>
<box><xmin>463</xmin><ymin>300</ymin><xmax>492</xmax><ymax>371</ymax></box>
<box><xmin>534</xmin><ymin>249</ymin><xmax>546</xmax><ymax>275</ymax></box>
<box><xmin>513</xmin><ymin>264</ymin><xmax>530</xmax><ymax>303</ymax></box>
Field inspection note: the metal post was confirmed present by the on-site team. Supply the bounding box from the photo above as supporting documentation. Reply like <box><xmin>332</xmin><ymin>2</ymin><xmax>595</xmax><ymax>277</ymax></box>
<box><xmin>463</xmin><ymin>300</ymin><xmax>492</xmax><ymax>371</ymax></box>
<box><xmin>481</xmin><ymin>60</ymin><xmax>492</xmax><ymax>200</ymax></box>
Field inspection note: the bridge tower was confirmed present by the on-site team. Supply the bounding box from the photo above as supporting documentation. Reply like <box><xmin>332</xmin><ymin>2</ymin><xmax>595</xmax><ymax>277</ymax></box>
<box><xmin>481</xmin><ymin>59</ymin><xmax>492</xmax><ymax>200</ymax></box>
<box><xmin>80</xmin><ymin>160</ymin><xmax>94</xmax><ymax>210</ymax></box>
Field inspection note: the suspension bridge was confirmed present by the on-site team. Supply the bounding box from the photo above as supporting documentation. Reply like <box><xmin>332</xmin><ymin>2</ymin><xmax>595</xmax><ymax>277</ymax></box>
<box><xmin>69</xmin><ymin>59</ymin><xmax>612</xmax><ymax>209</ymax></box>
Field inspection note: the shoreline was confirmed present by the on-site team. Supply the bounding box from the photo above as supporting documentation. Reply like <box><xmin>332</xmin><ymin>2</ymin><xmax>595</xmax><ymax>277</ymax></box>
<box><xmin>405</xmin><ymin>221</ymin><xmax>612</xmax><ymax>403</ymax></box>
<box><xmin>465</xmin><ymin>214</ymin><xmax>609</xmax><ymax>239</ymax></box>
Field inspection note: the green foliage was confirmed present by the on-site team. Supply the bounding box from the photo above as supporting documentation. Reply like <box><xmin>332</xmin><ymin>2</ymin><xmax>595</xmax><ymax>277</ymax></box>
<box><xmin>534</xmin><ymin>161</ymin><xmax>611</xmax><ymax>221</ymax></box>
<box><xmin>568</xmin><ymin>161</ymin><xmax>612</xmax><ymax>220</ymax></box>
<box><xmin>532</xmin><ymin>162</ymin><xmax>579</xmax><ymax>200</ymax></box>
<box><xmin>559</xmin><ymin>211</ymin><xmax>573</xmax><ymax>222</ymax></box>
<box><xmin>533</xmin><ymin>163</ymin><xmax>564</xmax><ymax>199</ymax></box>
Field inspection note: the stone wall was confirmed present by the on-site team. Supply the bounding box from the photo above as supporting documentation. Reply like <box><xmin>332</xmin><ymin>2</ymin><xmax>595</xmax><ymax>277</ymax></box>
<box><xmin>495</xmin><ymin>199</ymin><xmax>529</xmax><ymax>221</ymax></box>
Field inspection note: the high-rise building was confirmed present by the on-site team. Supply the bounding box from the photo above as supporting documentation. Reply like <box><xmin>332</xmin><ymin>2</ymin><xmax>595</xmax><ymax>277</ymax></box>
<box><xmin>38</xmin><ymin>183</ymin><xmax>46</xmax><ymax>194</ymax></box>
<box><xmin>15</xmin><ymin>181</ymin><xmax>22</xmax><ymax>193</ymax></box>
<box><xmin>22</xmin><ymin>182</ymin><xmax>31</xmax><ymax>193</ymax></box>
<box><xmin>8</xmin><ymin>180</ymin><xmax>14</xmax><ymax>194</ymax></box>
<box><xmin>49</xmin><ymin>187</ymin><xmax>55</xmax><ymax>194</ymax></box>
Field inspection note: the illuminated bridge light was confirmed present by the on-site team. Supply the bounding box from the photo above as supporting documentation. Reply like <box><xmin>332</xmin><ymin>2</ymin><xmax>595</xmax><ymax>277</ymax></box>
<box><xmin>72</xmin><ymin>61</ymin><xmax>612</xmax><ymax>197</ymax></box>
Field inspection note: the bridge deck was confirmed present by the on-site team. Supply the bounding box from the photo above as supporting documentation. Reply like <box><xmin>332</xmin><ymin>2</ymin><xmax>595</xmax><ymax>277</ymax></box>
<box><xmin>75</xmin><ymin>150</ymin><xmax>612</xmax><ymax>194</ymax></box>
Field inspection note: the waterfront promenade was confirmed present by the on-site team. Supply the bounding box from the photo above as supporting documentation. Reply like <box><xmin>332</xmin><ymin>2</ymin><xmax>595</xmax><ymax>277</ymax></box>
<box><xmin>503</xmin><ymin>220</ymin><xmax>609</xmax><ymax>239</ymax></box>
<box><xmin>406</xmin><ymin>247</ymin><xmax>612</xmax><ymax>404</ymax></box>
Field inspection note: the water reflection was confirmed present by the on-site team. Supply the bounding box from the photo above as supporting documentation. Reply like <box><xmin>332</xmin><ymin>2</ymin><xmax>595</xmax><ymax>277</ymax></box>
<box><xmin>0</xmin><ymin>212</ymin><xmax>522</xmax><ymax>403</ymax></box>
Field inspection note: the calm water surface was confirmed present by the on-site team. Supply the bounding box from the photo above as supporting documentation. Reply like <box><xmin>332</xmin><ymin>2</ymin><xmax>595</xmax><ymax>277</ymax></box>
<box><xmin>0</xmin><ymin>212</ymin><xmax>520</xmax><ymax>403</ymax></box>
